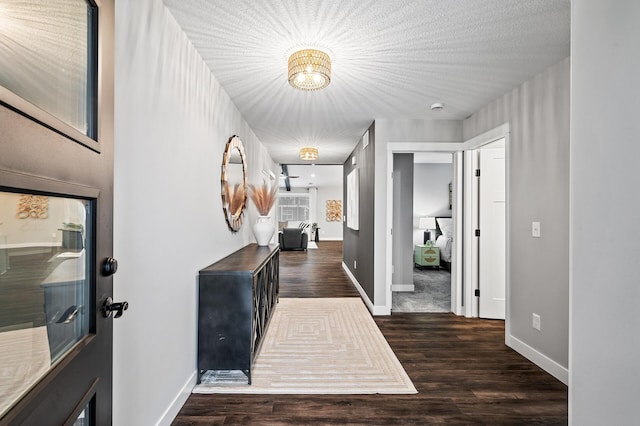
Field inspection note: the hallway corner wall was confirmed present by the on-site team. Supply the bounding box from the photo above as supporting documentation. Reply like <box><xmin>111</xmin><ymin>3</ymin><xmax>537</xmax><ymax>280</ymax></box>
<box><xmin>463</xmin><ymin>58</ymin><xmax>570</xmax><ymax>375</ymax></box>
<box><xmin>570</xmin><ymin>1</ymin><xmax>640</xmax><ymax>422</ymax></box>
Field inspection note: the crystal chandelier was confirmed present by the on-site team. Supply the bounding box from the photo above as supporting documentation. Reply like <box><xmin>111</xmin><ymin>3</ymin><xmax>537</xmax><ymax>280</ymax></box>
<box><xmin>288</xmin><ymin>49</ymin><xmax>331</xmax><ymax>91</ymax></box>
<box><xmin>299</xmin><ymin>147</ymin><xmax>319</xmax><ymax>161</ymax></box>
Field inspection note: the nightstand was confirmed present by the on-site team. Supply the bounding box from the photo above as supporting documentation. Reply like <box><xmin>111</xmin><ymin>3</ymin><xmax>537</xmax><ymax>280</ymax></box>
<box><xmin>414</xmin><ymin>244</ymin><xmax>440</xmax><ymax>269</ymax></box>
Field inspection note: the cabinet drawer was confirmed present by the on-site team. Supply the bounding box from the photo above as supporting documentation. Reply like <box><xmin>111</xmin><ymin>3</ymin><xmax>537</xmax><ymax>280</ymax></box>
<box><xmin>414</xmin><ymin>245</ymin><xmax>440</xmax><ymax>266</ymax></box>
<box><xmin>421</xmin><ymin>255</ymin><xmax>439</xmax><ymax>265</ymax></box>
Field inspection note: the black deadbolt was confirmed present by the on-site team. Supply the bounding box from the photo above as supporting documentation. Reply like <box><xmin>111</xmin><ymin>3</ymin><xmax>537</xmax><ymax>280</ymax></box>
<box><xmin>101</xmin><ymin>257</ymin><xmax>118</xmax><ymax>276</ymax></box>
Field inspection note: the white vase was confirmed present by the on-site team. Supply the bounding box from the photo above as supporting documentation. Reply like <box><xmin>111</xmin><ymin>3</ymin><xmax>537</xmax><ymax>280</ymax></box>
<box><xmin>253</xmin><ymin>216</ymin><xmax>275</xmax><ymax>246</ymax></box>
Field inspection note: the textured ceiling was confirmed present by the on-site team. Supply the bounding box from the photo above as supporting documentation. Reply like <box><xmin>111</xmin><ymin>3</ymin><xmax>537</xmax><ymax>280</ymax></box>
<box><xmin>284</xmin><ymin>164</ymin><xmax>343</xmax><ymax>189</ymax></box>
<box><xmin>163</xmin><ymin>0</ymin><xmax>570</xmax><ymax>165</ymax></box>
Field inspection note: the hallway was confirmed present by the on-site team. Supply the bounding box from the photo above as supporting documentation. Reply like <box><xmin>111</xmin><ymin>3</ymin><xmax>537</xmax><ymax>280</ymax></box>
<box><xmin>174</xmin><ymin>242</ymin><xmax>567</xmax><ymax>424</ymax></box>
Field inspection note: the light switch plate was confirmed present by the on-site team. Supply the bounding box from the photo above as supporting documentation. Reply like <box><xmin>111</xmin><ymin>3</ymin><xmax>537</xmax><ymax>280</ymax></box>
<box><xmin>532</xmin><ymin>221</ymin><xmax>541</xmax><ymax>238</ymax></box>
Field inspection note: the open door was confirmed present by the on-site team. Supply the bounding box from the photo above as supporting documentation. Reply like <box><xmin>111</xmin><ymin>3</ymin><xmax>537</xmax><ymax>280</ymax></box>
<box><xmin>478</xmin><ymin>139</ymin><xmax>506</xmax><ymax>319</ymax></box>
<box><xmin>0</xmin><ymin>0</ymin><xmax>116</xmax><ymax>424</ymax></box>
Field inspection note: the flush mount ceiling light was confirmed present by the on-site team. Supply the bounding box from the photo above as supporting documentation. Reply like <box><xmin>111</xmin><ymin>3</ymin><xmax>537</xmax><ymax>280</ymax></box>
<box><xmin>431</xmin><ymin>102</ymin><xmax>445</xmax><ymax>111</ymax></box>
<box><xmin>288</xmin><ymin>49</ymin><xmax>331</xmax><ymax>91</ymax></box>
<box><xmin>300</xmin><ymin>147</ymin><xmax>319</xmax><ymax>161</ymax></box>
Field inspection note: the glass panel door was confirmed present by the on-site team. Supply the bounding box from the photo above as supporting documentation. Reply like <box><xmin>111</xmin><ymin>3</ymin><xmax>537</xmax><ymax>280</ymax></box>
<box><xmin>0</xmin><ymin>191</ymin><xmax>92</xmax><ymax>416</ymax></box>
<box><xmin>0</xmin><ymin>0</ymin><xmax>98</xmax><ymax>139</ymax></box>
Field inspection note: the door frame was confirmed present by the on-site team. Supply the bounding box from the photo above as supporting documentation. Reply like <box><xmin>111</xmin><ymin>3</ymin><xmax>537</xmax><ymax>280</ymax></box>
<box><xmin>385</xmin><ymin>123</ymin><xmax>510</xmax><ymax>335</ymax></box>
<box><xmin>461</xmin><ymin>124</ymin><xmax>511</xmax><ymax>340</ymax></box>
<box><xmin>385</xmin><ymin>143</ymin><xmax>463</xmax><ymax>315</ymax></box>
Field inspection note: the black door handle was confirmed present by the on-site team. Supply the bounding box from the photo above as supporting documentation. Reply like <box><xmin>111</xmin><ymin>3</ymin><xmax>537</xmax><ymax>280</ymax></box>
<box><xmin>103</xmin><ymin>297</ymin><xmax>128</xmax><ymax>318</ymax></box>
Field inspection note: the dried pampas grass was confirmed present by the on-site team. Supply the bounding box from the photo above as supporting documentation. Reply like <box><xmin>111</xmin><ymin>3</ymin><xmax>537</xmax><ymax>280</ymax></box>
<box><xmin>249</xmin><ymin>181</ymin><xmax>278</xmax><ymax>216</ymax></box>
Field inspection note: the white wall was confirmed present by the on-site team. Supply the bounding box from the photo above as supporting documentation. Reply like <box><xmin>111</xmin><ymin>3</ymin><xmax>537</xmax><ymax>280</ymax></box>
<box><xmin>315</xmin><ymin>185</ymin><xmax>343</xmax><ymax>240</ymax></box>
<box><xmin>413</xmin><ymin>163</ymin><xmax>453</xmax><ymax>246</ymax></box>
<box><xmin>570</xmin><ymin>1</ymin><xmax>640</xmax><ymax>424</ymax></box>
<box><xmin>113</xmin><ymin>0</ymin><xmax>275</xmax><ymax>424</ymax></box>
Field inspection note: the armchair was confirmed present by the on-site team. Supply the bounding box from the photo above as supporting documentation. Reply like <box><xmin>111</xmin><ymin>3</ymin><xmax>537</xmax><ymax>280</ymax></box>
<box><xmin>278</xmin><ymin>228</ymin><xmax>308</xmax><ymax>251</ymax></box>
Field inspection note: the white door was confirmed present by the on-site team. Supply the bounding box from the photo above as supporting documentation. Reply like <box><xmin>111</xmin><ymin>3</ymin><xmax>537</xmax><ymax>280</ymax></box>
<box><xmin>478</xmin><ymin>140</ymin><xmax>506</xmax><ymax>319</ymax></box>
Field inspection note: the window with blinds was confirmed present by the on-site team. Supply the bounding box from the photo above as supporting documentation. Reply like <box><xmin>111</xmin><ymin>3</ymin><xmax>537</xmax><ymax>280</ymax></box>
<box><xmin>277</xmin><ymin>194</ymin><xmax>309</xmax><ymax>222</ymax></box>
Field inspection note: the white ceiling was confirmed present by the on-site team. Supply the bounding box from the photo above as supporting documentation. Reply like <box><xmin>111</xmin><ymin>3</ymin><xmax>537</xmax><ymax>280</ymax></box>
<box><xmin>281</xmin><ymin>165</ymin><xmax>343</xmax><ymax>189</ymax></box>
<box><xmin>163</xmin><ymin>0</ymin><xmax>570</xmax><ymax>165</ymax></box>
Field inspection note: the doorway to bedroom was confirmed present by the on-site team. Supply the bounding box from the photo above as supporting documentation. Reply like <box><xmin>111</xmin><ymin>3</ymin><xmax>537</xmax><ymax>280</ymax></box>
<box><xmin>391</xmin><ymin>153</ymin><xmax>453</xmax><ymax>313</ymax></box>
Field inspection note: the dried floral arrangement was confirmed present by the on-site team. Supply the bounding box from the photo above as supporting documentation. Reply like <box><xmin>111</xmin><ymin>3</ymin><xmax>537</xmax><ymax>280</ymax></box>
<box><xmin>225</xmin><ymin>183</ymin><xmax>246</xmax><ymax>217</ymax></box>
<box><xmin>249</xmin><ymin>181</ymin><xmax>278</xmax><ymax>216</ymax></box>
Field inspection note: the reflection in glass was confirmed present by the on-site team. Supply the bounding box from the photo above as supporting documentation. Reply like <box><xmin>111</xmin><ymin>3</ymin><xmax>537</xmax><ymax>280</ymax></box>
<box><xmin>0</xmin><ymin>0</ymin><xmax>97</xmax><ymax>138</ymax></box>
<box><xmin>73</xmin><ymin>401</ymin><xmax>92</xmax><ymax>426</ymax></box>
<box><xmin>0</xmin><ymin>191</ymin><xmax>91</xmax><ymax>416</ymax></box>
<box><xmin>73</xmin><ymin>408</ymin><xmax>88</xmax><ymax>426</ymax></box>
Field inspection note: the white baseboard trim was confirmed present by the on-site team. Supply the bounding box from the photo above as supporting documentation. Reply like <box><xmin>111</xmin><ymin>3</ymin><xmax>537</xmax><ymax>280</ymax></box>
<box><xmin>392</xmin><ymin>284</ymin><xmax>414</xmax><ymax>292</ymax></box>
<box><xmin>156</xmin><ymin>370</ymin><xmax>197</xmax><ymax>426</ymax></box>
<box><xmin>319</xmin><ymin>237</ymin><xmax>343</xmax><ymax>241</ymax></box>
<box><xmin>507</xmin><ymin>334</ymin><xmax>568</xmax><ymax>385</ymax></box>
<box><xmin>342</xmin><ymin>262</ymin><xmax>390</xmax><ymax>316</ymax></box>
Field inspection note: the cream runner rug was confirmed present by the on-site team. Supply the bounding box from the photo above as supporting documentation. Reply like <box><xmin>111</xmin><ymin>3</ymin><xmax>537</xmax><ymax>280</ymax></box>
<box><xmin>193</xmin><ymin>298</ymin><xmax>416</xmax><ymax>394</ymax></box>
<box><xmin>0</xmin><ymin>326</ymin><xmax>51</xmax><ymax>415</ymax></box>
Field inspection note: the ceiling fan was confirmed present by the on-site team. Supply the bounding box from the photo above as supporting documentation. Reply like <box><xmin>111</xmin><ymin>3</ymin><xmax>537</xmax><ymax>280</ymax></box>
<box><xmin>280</xmin><ymin>164</ymin><xmax>299</xmax><ymax>191</ymax></box>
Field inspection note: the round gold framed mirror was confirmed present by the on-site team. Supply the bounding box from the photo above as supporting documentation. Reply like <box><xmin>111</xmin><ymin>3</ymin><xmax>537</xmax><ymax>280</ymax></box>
<box><xmin>221</xmin><ymin>135</ymin><xmax>247</xmax><ymax>232</ymax></box>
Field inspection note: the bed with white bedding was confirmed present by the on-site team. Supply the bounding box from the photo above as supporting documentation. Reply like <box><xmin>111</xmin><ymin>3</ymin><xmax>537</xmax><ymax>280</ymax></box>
<box><xmin>434</xmin><ymin>217</ymin><xmax>453</xmax><ymax>268</ymax></box>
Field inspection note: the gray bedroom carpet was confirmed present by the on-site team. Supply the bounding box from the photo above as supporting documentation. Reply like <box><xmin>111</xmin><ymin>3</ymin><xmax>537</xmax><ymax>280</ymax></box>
<box><xmin>392</xmin><ymin>267</ymin><xmax>451</xmax><ymax>313</ymax></box>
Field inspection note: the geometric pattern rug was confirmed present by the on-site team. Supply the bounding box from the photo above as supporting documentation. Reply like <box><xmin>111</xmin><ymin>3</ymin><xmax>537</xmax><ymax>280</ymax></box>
<box><xmin>192</xmin><ymin>298</ymin><xmax>416</xmax><ymax>394</ymax></box>
<box><xmin>0</xmin><ymin>326</ymin><xmax>51</xmax><ymax>415</ymax></box>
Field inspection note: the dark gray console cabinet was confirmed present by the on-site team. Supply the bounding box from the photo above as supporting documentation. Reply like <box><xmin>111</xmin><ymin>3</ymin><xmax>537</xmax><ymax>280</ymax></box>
<box><xmin>197</xmin><ymin>244</ymin><xmax>279</xmax><ymax>384</ymax></box>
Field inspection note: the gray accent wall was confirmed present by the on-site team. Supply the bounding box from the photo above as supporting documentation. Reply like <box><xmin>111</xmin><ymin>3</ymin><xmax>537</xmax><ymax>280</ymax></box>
<box><xmin>392</xmin><ymin>154</ymin><xmax>414</xmax><ymax>286</ymax></box>
<box><xmin>570</xmin><ymin>2</ymin><xmax>640</xmax><ymax>424</ymax></box>
<box><xmin>463</xmin><ymin>58</ymin><xmax>570</xmax><ymax>370</ymax></box>
<box><xmin>343</xmin><ymin>123</ymin><xmax>375</xmax><ymax>301</ymax></box>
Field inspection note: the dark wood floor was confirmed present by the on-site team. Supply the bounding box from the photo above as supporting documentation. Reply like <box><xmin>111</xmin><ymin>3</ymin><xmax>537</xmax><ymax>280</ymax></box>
<box><xmin>174</xmin><ymin>241</ymin><xmax>568</xmax><ymax>425</ymax></box>
<box><xmin>278</xmin><ymin>241</ymin><xmax>360</xmax><ymax>298</ymax></box>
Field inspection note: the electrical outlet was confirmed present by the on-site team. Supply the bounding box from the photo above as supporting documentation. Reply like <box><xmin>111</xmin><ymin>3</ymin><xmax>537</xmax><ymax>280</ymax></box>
<box><xmin>354</xmin><ymin>260</ymin><xmax>357</xmax><ymax>269</ymax></box>
<box><xmin>532</xmin><ymin>313</ymin><xmax>541</xmax><ymax>331</ymax></box>
<box><xmin>532</xmin><ymin>221</ymin><xmax>541</xmax><ymax>238</ymax></box>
